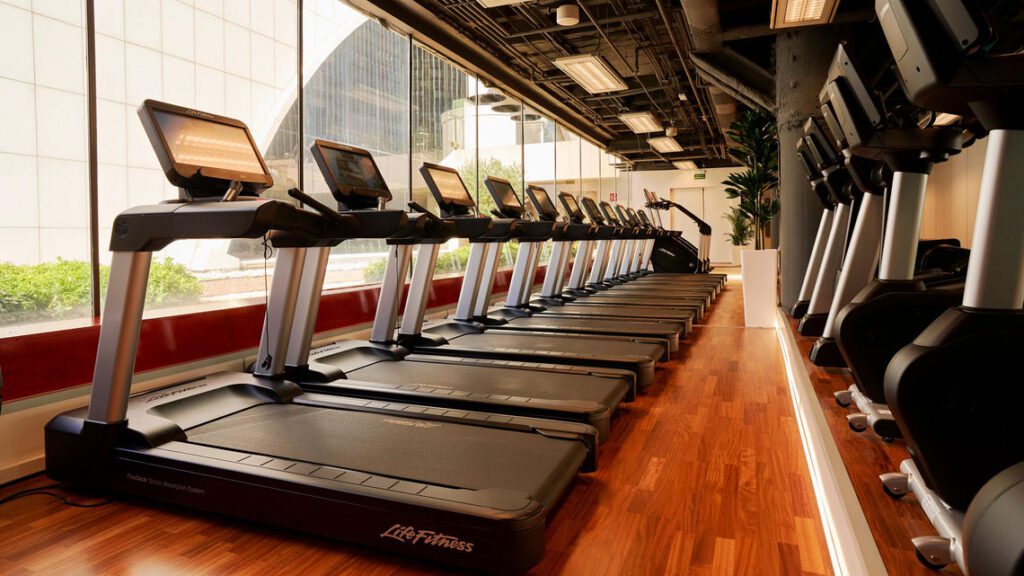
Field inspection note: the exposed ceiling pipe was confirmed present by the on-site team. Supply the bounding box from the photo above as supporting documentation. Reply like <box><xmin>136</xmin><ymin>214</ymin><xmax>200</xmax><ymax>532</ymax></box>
<box><xmin>690</xmin><ymin>49</ymin><xmax>775</xmax><ymax>112</ymax></box>
<box><xmin>652</xmin><ymin>0</ymin><xmax>715</xmax><ymax>155</ymax></box>
<box><xmin>346</xmin><ymin>0</ymin><xmax>615</xmax><ymax>142</ymax></box>
<box><xmin>505</xmin><ymin>10</ymin><xmax>661</xmax><ymax>39</ymax></box>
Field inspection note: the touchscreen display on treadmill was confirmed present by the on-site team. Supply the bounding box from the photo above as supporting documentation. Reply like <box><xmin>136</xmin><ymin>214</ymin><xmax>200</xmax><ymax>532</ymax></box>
<box><xmin>529</xmin><ymin>186</ymin><xmax>555</xmax><ymax>214</ymax></box>
<box><xmin>323</xmin><ymin>147</ymin><xmax>387</xmax><ymax>193</ymax></box>
<box><xmin>564</xmin><ymin>195</ymin><xmax>581</xmax><ymax>214</ymax></box>
<box><xmin>490</xmin><ymin>179</ymin><xmax>522</xmax><ymax>208</ymax></box>
<box><xmin>154</xmin><ymin>110</ymin><xmax>264</xmax><ymax>174</ymax></box>
<box><xmin>427</xmin><ymin>168</ymin><xmax>471</xmax><ymax>203</ymax></box>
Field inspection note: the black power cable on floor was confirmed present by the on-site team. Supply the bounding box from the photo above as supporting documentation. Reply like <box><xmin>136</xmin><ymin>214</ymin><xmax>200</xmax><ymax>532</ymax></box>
<box><xmin>0</xmin><ymin>483</ymin><xmax>112</xmax><ymax>509</ymax></box>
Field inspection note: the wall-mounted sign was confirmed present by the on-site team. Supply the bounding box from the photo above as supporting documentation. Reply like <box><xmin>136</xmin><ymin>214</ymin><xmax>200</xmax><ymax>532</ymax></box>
<box><xmin>693</xmin><ymin>172</ymin><xmax>706</xmax><ymax>180</ymax></box>
<box><xmin>609</xmin><ymin>192</ymin><xmax>617</xmax><ymax>201</ymax></box>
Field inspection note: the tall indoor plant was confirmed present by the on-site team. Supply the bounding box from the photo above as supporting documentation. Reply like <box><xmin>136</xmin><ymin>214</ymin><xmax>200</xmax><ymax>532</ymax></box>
<box><xmin>722</xmin><ymin>109</ymin><xmax>780</xmax><ymax>326</ymax></box>
<box><xmin>723</xmin><ymin>109</ymin><xmax>780</xmax><ymax>249</ymax></box>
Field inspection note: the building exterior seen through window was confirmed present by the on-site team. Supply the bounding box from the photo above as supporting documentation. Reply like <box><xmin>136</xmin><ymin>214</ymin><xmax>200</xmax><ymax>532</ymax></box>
<box><xmin>0</xmin><ymin>0</ymin><xmax>630</xmax><ymax>334</ymax></box>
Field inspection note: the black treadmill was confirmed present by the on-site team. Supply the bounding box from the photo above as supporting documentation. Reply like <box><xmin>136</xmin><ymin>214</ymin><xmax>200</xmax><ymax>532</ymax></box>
<box><xmin>515</xmin><ymin>193</ymin><xmax>706</xmax><ymax>325</ymax></box>
<box><xmin>484</xmin><ymin>181</ymin><xmax>704</xmax><ymax>324</ymax></box>
<box><xmin>279</xmin><ymin>140</ymin><xmax>636</xmax><ymax>440</ymax></box>
<box><xmin>399</xmin><ymin>163</ymin><xmax>669</xmax><ymax>388</ymax></box>
<box><xmin>461</xmin><ymin>177</ymin><xmax>688</xmax><ymax>356</ymax></box>
<box><xmin>594</xmin><ymin>200</ymin><xmax>719</xmax><ymax>297</ymax></box>
<box><xmin>45</xmin><ymin>100</ymin><xmax>596</xmax><ymax>574</ymax></box>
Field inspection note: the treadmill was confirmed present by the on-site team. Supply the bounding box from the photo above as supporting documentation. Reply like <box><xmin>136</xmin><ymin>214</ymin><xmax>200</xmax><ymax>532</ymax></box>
<box><xmin>280</xmin><ymin>139</ymin><xmax>635</xmax><ymax>440</ymax></box>
<box><xmin>465</xmin><ymin>177</ymin><xmax>689</xmax><ymax>356</ymax></box>
<box><xmin>597</xmin><ymin>200</ymin><xmax>720</xmax><ymax>296</ymax></box>
<box><xmin>554</xmin><ymin>194</ymin><xmax>711</xmax><ymax>308</ymax></box>
<box><xmin>491</xmin><ymin>182</ymin><xmax>706</xmax><ymax>320</ymax></box>
<box><xmin>487</xmin><ymin>189</ymin><xmax>700</xmax><ymax>331</ymax></box>
<box><xmin>401</xmin><ymin>163</ymin><xmax>668</xmax><ymax>388</ymax></box>
<box><xmin>46</xmin><ymin>100</ymin><xmax>596</xmax><ymax>574</ymax></box>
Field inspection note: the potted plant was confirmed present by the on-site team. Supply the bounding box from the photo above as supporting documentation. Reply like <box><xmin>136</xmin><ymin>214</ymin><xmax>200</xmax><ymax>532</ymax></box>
<box><xmin>722</xmin><ymin>109</ymin><xmax>780</xmax><ymax>327</ymax></box>
<box><xmin>724</xmin><ymin>206</ymin><xmax>753</xmax><ymax>266</ymax></box>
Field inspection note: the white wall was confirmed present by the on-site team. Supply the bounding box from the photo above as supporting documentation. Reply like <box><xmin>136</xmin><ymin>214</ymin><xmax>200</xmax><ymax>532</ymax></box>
<box><xmin>627</xmin><ymin>167</ymin><xmax>740</xmax><ymax>264</ymax></box>
<box><xmin>921</xmin><ymin>136</ymin><xmax>988</xmax><ymax>248</ymax></box>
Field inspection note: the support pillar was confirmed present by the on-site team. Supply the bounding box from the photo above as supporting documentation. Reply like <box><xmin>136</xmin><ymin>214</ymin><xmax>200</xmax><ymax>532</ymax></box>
<box><xmin>776</xmin><ymin>28</ymin><xmax>836</xmax><ymax>308</ymax></box>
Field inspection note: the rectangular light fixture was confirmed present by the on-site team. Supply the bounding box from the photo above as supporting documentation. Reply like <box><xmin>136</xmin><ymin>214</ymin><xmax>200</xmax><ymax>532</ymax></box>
<box><xmin>934</xmin><ymin>113</ymin><xmax>961</xmax><ymax>126</ymax></box>
<box><xmin>770</xmin><ymin>0</ymin><xmax>839</xmax><ymax>29</ymax></box>
<box><xmin>475</xmin><ymin>0</ymin><xmax>530</xmax><ymax>7</ymax></box>
<box><xmin>553</xmin><ymin>54</ymin><xmax>628</xmax><ymax>94</ymax></box>
<box><xmin>619</xmin><ymin>112</ymin><xmax>662</xmax><ymax>134</ymax></box>
<box><xmin>673</xmin><ymin>160</ymin><xmax>698</xmax><ymax>170</ymax></box>
<box><xmin>648</xmin><ymin>136</ymin><xmax>683</xmax><ymax>153</ymax></box>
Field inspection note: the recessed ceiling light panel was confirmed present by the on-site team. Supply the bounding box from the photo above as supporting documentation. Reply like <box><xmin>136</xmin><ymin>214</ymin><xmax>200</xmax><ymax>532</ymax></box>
<box><xmin>673</xmin><ymin>160</ymin><xmax>698</xmax><ymax>170</ymax></box>
<box><xmin>648</xmin><ymin>136</ymin><xmax>684</xmax><ymax>153</ymax></box>
<box><xmin>553</xmin><ymin>54</ymin><xmax>628</xmax><ymax>94</ymax></box>
<box><xmin>770</xmin><ymin>0</ymin><xmax>839</xmax><ymax>28</ymax></box>
<box><xmin>475</xmin><ymin>0</ymin><xmax>530</xmax><ymax>7</ymax></box>
<box><xmin>619</xmin><ymin>112</ymin><xmax>662</xmax><ymax>134</ymax></box>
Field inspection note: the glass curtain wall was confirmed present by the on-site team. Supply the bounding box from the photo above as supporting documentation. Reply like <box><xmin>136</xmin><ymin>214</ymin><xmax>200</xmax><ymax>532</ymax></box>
<box><xmin>581</xmin><ymin>139</ymin><xmax>601</xmax><ymax>203</ymax></box>
<box><xmin>411</xmin><ymin>43</ymin><xmax>476</xmax><ymax>278</ymax></box>
<box><xmin>0</xmin><ymin>1</ymin><xmax>91</xmax><ymax>331</ymax></box>
<box><xmin>0</xmin><ymin>0</ymin><xmax>622</xmax><ymax>334</ymax></box>
<box><xmin>299</xmin><ymin>5</ymin><xmax>409</xmax><ymax>288</ymax></box>
<box><xmin>95</xmin><ymin>0</ymin><xmax>300</xmax><ymax>317</ymax></box>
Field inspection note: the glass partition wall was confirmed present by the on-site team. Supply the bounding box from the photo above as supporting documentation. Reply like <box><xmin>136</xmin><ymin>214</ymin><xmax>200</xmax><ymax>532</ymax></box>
<box><xmin>0</xmin><ymin>0</ymin><xmax>620</xmax><ymax>334</ymax></box>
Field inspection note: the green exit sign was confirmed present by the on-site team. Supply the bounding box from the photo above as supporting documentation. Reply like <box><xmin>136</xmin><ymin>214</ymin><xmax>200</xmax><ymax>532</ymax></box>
<box><xmin>693</xmin><ymin>172</ymin><xmax>706</xmax><ymax>180</ymax></box>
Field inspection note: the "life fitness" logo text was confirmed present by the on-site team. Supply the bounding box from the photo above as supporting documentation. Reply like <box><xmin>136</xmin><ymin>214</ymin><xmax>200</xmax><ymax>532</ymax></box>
<box><xmin>380</xmin><ymin>524</ymin><xmax>475</xmax><ymax>553</ymax></box>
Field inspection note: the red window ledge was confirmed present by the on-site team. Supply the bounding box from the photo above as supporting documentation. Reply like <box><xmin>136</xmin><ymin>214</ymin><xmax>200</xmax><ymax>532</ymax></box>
<box><xmin>0</xmin><ymin>266</ymin><xmax>544</xmax><ymax>403</ymax></box>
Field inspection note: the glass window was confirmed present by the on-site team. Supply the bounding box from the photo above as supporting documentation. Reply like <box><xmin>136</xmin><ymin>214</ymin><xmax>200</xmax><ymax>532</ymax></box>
<box><xmin>411</xmin><ymin>43</ymin><xmax>476</xmax><ymax>278</ymax></box>
<box><xmin>523</xmin><ymin>105</ymin><xmax>556</xmax><ymax>203</ymax></box>
<box><xmin>554</xmin><ymin>125</ymin><xmax>579</xmax><ymax>198</ymax></box>
<box><xmin>473</xmin><ymin>82</ymin><xmax>523</xmax><ymax>268</ymax></box>
<box><xmin>300</xmin><ymin>5</ymin><xmax>410</xmax><ymax>289</ymax></box>
<box><xmin>96</xmin><ymin>0</ymin><xmax>300</xmax><ymax>317</ymax></box>
<box><xmin>0</xmin><ymin>1</ymin><xmax>90</xmax><ymax>333</ymax></box>
<box><xmin>581</xmin><ymin>138</ymin><xmax>601</xmax><ymax>203</ymax></box>
<box><xmin>599</xmin><ymin>151</ymin><xmax>619</xmax><ymax>202</ymax></box>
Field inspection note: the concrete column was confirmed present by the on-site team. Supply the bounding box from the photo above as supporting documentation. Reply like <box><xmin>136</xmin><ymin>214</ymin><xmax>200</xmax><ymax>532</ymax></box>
<box><xmin>775</xmin><ymin>29</ymin><xmax>836</xmax><ymax>307</ymax></box>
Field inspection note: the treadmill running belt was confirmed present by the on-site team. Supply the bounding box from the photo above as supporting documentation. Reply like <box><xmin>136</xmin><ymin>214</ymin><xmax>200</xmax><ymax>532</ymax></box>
<box><xmin>187</xmin><ymin>404</ymin><xmax>581</xmax><ymax>498</ymax></box>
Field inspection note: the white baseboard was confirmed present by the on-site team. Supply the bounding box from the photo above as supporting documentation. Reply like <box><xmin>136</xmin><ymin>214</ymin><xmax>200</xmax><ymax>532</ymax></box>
<box><xmin>775</xmin><ymin>306</ymin><xmax>887</xmax><ymax>576</ymax></box>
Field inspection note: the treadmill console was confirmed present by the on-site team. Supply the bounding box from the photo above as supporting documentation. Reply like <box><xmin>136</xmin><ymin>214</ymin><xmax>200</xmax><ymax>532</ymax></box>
<box><xmin>821</xmin><ymin>44</ymin><xmax>883</xmax><ymax>152</ymax></box>
<box><xmin>526</xmin><ymin>185</ymin><xmax>560</xmax><ymax>222</ymax></box>
<box><xmin>420</xmin><ymin>163</ymin><xmax>476</xmax><ymax>218</ymax></box>
<box><xmin>482</xmin><ymin>176</ymin><xmax>524</xmax><ymax>217</ymax></box>
<box><xmin>577</xmin><ymin>196</ymin><xmax>604</xmax><ymax>225</ymax></box>
<box><xmin>598</xmin><ymin>201</ymin><xmax>621</xmax><ymax>226</ymax></box>
<box><xmin>138</xmin><ymin>99</ymin><xmax>272</xmax><ymax>198</ymax></box>
<box><xmin>310</xmin><ymin>140</ymin><xmax>392</xmax><ymax>210</ymax></box>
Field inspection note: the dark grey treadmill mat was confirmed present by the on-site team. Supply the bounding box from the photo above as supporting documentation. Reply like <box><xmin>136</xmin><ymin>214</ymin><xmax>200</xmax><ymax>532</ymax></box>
<box><xmin>508</xmin><ymin>316</ymin><xmax>682</xmax><ymax>336</ymax></box>
<box><xmin>187</xmin><ymin>404</ymin><xmax>580</xmax><ymax>498</ymax></box>
<box><xmin>542</xmin><ymin>305</ymin><xmax>694</xmax><ymax>320</ymax></box>
<box><xmin>353</xmin><ymin>361</ymin><xmax>626</xmax><ymax>406</ymax></box>
<box><xmin>448</xmin><ymin>332</ymin><xmax>663</xmax><ymax>359</ymax></box>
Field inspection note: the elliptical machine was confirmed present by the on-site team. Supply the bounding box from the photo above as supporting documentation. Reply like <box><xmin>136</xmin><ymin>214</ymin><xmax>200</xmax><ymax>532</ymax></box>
<box><xmin>868</xmin><ymin>0</ymin><xmax>1024</xmax><ymax>571</ymax></box>
<box><xmin>791</xmin><ymin>136</ymin><xmax>839</xmax><ymax>320</ymax></box>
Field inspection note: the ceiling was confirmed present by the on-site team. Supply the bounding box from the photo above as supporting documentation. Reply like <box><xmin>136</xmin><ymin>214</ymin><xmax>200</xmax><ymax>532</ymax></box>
<box><xmin>402</xmin><ymin>0</ymin><xmax>874</xmax><ymax>169</ymax></box>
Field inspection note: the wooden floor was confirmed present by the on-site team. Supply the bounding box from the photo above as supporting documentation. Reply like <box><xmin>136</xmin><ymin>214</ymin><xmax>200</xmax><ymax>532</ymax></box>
<box><xmin>0</xmin><ymin>279</ymin><xmax>832</xmax><ymax>575</ymax></box>
<box><xmin>788</xmin><ymin>319</ymin><xmax>963</xmax><ymax>576</ymax></box>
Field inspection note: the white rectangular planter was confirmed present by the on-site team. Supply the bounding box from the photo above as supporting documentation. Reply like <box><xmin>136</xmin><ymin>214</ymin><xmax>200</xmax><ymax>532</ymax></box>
<box><xmin>741</xmin><ymin>249</ymin><xmax>779</xmax><ymax>327</ymax></box>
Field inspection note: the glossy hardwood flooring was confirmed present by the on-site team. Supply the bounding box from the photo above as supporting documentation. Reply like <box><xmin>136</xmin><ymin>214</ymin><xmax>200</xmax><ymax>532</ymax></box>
<box><xmin>788</xmin><ymin>319</ymin><xmax>963</xmax><ymax>576</ymax></box>
<box><xmin>0</xmin><ymin>277</ymin><xmax>832</xmax><ymax>575</ymax></box>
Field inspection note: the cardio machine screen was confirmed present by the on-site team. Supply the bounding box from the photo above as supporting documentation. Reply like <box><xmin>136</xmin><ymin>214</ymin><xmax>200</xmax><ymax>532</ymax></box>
<box><xmin>321</xmin><ymin>147</ymin><xmax>388</xmax><ymax>196</ymax></box>
<box><xmin>426</xmin><ymin>167</ymin><xmax>472</xmax><ymax>204</ymax></box>
<box><xmin>154</xmin><ymin>110</ymin><xmax>265</xmax><ymax>176</ymax></box>
<box><xmin>488</xmin><ymin>179</ymin><xmax>522</xmax><ymax>209</ymax></box>
<box><xmin>527</xmin><ymin>186</ymin><xmax>556</xmax><ymax>215</ymax></box>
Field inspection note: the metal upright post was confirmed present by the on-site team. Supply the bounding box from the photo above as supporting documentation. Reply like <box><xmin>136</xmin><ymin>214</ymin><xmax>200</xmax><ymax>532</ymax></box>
<box><xmin>87</xmin><ymin>251</ymin><xmax>152</xmax><ymax>424</ymax></box>
<box><xmin>369</xmin><ymin>244</ymin><xmax>412</xmax><ymax>344</ymax></box>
